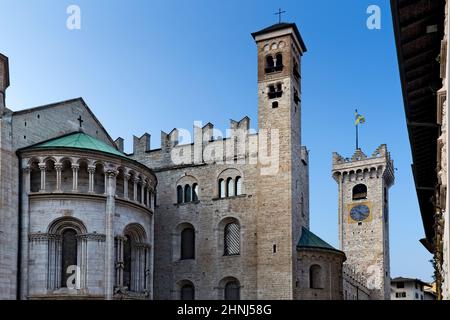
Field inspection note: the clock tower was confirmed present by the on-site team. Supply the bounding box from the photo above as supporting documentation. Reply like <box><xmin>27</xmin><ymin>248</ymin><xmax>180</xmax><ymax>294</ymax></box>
<box><xmin>332</xmin><ymin>145</ymin><xmax>394</xmax><ymax>300</ymax></box>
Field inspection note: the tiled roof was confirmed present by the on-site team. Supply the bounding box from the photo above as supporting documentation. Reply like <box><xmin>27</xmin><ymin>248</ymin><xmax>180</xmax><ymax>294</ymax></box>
<box><xmin>27</xmin><ymin>132</ymin><xmax>125</xmax><ymax>158</ymax></box>
<box><xmin>297</xmin><ymin>227</ymin><xmax>339</xmax><ymax>252</ymax></box>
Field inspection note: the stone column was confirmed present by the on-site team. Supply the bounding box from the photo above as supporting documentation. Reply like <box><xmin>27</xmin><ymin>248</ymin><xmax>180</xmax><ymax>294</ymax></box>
<box><xmin>133</xmin><ymin>177</ymin><xmax>139</xmax><ymax>202</ymax></box>
<box><xmin>72</xmin><ymin>164</ymin><xmax>79</xmax><ymax>192</ymax></box>
<box><xmin>146</xmin><ymin>189</ymin><xmax>150</xmax><ymax>208</ymax></box>
<box><xmin>39</xmin><ymin>163</ymin><xmax>46</xmax><ymax>192</ymax></box>
<box><xmin>55</xmin><ymin>163</ymin><xmax>63</xmax><ymax>192</ymax></box>
<box><xmin>115</xmin><ymin>236</ymin><xmax>125</xmax><ymax>288</ymax></box>
<box><xmin>141</xmin><ymin>182</ymin><xmax>146</xmax><ymax>205</ymax></box>
<box><xmin>20</xmin><ymin>166</ymin><xmax>31</xmax><ymax>299</ymax></box>
<box><xmin>124</xmin><ymin>174</ymin><xmax>130</xmax><ymax>199</ymax></box>
<box><xmin>88</xmin><ymin>166</ymin><xmax>96</xmax><ymax>193</ymax></box>
<box><xmin>151</xmin><ymin>191</ymin><xmax>155</xmax><ymax>211</ymax></box>
<box><xmin>104</xmin><ymin>170</ymin><xmax>117</xmax><ymax>300</ymax></box>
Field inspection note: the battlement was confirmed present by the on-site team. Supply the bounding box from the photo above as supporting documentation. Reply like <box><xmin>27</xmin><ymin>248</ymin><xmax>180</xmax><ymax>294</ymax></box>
<box><xmin>332</xmin><ymin>145</ymin><xmax>394</xmax><ymax>186</ymax></box>
<box><xmin>333</xmin><ymin>144</ymin><xmax>391</xmax><ymax>165</ymax></box>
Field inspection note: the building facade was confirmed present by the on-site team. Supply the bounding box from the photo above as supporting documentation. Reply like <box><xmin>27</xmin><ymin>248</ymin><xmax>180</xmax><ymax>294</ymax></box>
<box><xmin>390</xmin><ymin>277</ymin><xmax>431</xmax><ymax>300</ymax></box>
<box><xmin>391</xmin><ymin>0</ymin><xmax>450</xmax><ymax>299</ymax></box>
<box><xmin>0</xmin><ymin>21</ymin><xmax>394</xmax><ymax>300</ymax></box>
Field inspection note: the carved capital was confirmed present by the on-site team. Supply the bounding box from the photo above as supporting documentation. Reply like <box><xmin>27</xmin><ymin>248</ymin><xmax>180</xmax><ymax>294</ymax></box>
<box><xmin>77</xmin><ymin>233</ymin><xmax>106</xmax><ymax>242</ymax></box>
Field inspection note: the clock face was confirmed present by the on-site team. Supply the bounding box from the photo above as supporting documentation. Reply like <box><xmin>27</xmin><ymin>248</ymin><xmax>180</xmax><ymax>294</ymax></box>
<box><xmin>350</xmin><ymin>204</ymin><xmax>370</xmax><ymax>222</ymax></box>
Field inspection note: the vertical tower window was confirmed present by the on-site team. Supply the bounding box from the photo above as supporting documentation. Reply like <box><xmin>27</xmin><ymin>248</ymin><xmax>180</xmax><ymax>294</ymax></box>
<box><xmin>224</xmin><ymin>222</ymin><xmax>240</xmax><ymax>256</ymax></box>
<box><xmin>192</xmin><ymin>183</ymin><xmax>199</xmax><ymax>202</ymax></box>
<box><xmin>266</xmin><ymin>55</ymin><xmax>274</xmax><ymax>68</ymax></box>
<box><xmin>184</xmin><ymin>184</ymin><xmax>192</xmax><ymax>203</ymax></box>
<box><xmin>181</xmin><ymin>228</ymin><xmax>195</xmax><ymax>260</ymax></box>
<box><xmin>235</xmin><ymin>177</ymin><xmax>242</xmax><ymax>195</ymax></box>
<box><xmin>352</xmin><ymin>184</ymin><xmax>368</xmax><ymax>200</ymax></box>
<box><xmin>275</xmin><ymin>53</ymin><xmax>283</xmax><ymax>68</ymax></box>
<box><xmin>219</xmin><ymin>179</ymin><xmax>226</xmax><ymax>198</ymax></box>
<box><xmin>227</xmin><ymin>178</ymin><xmax>234</xmax><ymax>197</ymax></box>
<box><xmin>177</xmin><ymin>185</ymin><xmax>183</xmax><ymax>204</ymax></box>
<box><xmin>61</xmin><ymin>229</ymin><xmax>77</xmax><ymax>288</ymax></box>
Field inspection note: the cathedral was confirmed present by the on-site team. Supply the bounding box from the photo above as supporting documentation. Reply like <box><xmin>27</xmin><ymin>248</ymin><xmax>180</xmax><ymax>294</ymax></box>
<box><xmin>0</xmin><ymin>22</ymin><xmax>393</xmax><ymax>300</ymax></box>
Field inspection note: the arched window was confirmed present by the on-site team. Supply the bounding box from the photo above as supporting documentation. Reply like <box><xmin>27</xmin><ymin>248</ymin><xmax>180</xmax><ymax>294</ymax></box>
<box><xmin>177</xmin><ymin>185</ymin><xmax>183</xmax><ymax>204</ymax></box>
<box><xmin>235</xmin><ymin>177</ymin><xmax>242</xmax><ymax>196</ymax></box>
<box><xmin>123</xmin><ymin>235</ymin><xmax>132</xmax><ymax>289</ymax></box>
<box><xmin>184</xmin><ymin>184</ymin><xmax>192</xmax><ymax>203</ymax></box>
<box><xmin>181</xmin><ymin>228</ymin><xmax>195</xmax><ymax>260</ymax></box>
<box><xmin>309</xmin><ymin>264</ymin><xmax>322</xmax><ymax>289</ymax></box>
<box><xmin>266</xmin><ymin>55</ymin><xmax>274</xmax><ymax>68</ymax></box>
<box><xmin>219</xmin><ymin>179</ymin><xmax>226</xmax><ymax>198</ymax></box>
<box><xmin>352</xmin><ymin>184</ymin><xmax>368</xmax><ymax>200</ymax></box>
<box><xmin>118</xmin><ymin>224</ymin><xmax>149</xmax><ymax>293</ymax></box>
<box><xmin>192</xmin><ymin>183</ymin><xmax>199</xmax><ymax>202</ymax></box>
<box><xmin>275</xmin><ymin>53</ymin><xmax>283</xmax><ymax>67</ymax></box>
<box><xmin>30</xmin><ymin>160</ymin><xmax>40</xmax><ymax>192</ymax></box>
<box><xmin>61</xmin><ymin>229</ymin><xmax>77</xmax><ymax>288</ymax></box>
<box><xmin>224</xmin><ymin>222</ymin><xmax>240</xmax><ymax>256</ymax></box>
<box><xmin>180</xmin><ymin>283</ymin><xmax>195</xmax><ymax>300</ymax></box>
<box><xmin>224</xmin><ymin>280</ymin><xmax>240</xmax><ymax>300</ymax></box>
<box><xmin>227</xmin><ymin>178</ymin><xmax>234</xmax><ymax>197</ymax></box>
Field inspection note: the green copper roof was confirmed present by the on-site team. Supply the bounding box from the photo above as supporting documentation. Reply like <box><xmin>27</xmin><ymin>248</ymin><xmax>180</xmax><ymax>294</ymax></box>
<box><xmin>31</xmin><ymin>132</ymin><xmax>126</xmax><ymax>158</ymax></box>
<box><xmin>297</xmin><ymin>227</ymin><xmax>338</xmax><ymax>252</ymax></box>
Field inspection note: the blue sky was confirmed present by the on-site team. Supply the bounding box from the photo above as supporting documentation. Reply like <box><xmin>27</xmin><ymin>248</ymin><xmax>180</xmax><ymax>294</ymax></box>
<box><xmin>0</xmin><ymin>0</ymin><xmax>434</xmax><ymax>281</ymax></box>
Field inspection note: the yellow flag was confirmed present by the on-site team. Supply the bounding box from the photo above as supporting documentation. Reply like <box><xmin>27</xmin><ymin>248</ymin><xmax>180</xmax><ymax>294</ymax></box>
<box><xmin>355</xmin><ymin>112</ymin><xmax>366</xmax><ymax>126</ymax></box>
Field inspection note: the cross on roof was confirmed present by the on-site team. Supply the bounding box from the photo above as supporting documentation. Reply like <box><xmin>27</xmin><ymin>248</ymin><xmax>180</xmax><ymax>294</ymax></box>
<box><xmin>274</xmin><ymin>8</ymin><xmax>286</xmax><ymax>24</ymax></box>
<box><xmin>77</xmin><ymin>115</ymin><xmax>84</xmax><ymax>129</ymax></box>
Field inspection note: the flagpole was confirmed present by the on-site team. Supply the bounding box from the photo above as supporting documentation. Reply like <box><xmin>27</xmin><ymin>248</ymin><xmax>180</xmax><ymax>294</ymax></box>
<box><xmin>355</xmin><ymin>109</ymin><xmax>359</xmax><ymax>150</ymax></box>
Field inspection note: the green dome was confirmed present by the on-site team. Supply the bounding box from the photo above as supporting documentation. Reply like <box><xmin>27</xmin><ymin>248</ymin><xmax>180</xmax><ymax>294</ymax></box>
<box><xmin>30</xmin><ymin>132</ymin><xmax>126</xmax><ymax>158</ymax></box>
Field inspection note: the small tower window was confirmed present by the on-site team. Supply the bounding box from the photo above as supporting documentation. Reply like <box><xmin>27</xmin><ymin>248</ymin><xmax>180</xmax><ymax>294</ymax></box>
<box><xmin>180</xmin><ymin>283</ymin><xmax>195</xmax><ymax>300</ymax></box>
<box><xmin>184</xmin><ymin>185</ymin><xmax>192</xmax><ymax>203</ymax></box>
<box><xmin>192</xmin><ymin>183</ymin><xmax>199</xmax><ymax>202</ymax></box>
<box><xmin>293</xmin><ymin>88</ymin><xmax>300</xmax><ymax>105</ymax></box>
<box><xmin>309</xmin><ymin>264</ymin><xmax>322</xmax><ymax>289</ymax></box>
<box><xmin>268</xmin><ymin>83</ymin><xmax>283</xmax><ymax>99</ymax></box>
<box><xmin>181</xmin><ymin>227</ymin><xmax>195</xmax><ymax>260</ymax></box>
<box><xmin>224</xmin><ymin>222</ymin><xmax>240</xmax><ymax>256</ymax></box>
<box><xmin>235</xmin><ymin>177</ymin><xmax>242</xmax><ymax>195</ymax></box>
<box><xmin>266</xmin><ymin>55</ymin><xmax>274</xmax><ymax>68</ymax></box>
<box><xmin>352</xmin><ymin>184</ymin><xmax>368</xmax><ymax>200</ymax></box>
<box><xmin>177</xmin><ymin>185</ymin><xmax>183</xmax><ymax>204</ymax></box>
<box><xmin>272</xmin><ymin>101</ymin><xmax>279</xmax><ymax>108</ymax></box>
<box><xmin>219</xmin><ymin>179</ymin><xmax>226</xmax><ymax>198</ymax></box>
<box><xmin>275</xmin><ymin>53</ymin><xmax>283</xmax><ymax>68</ymax></box>
<box><xmin>226</xmin><ymin>178</ymin><xmax>234</xmax><ymax>197</ymax></box>
<box><xmin>293</xmin><ymin>59</ymin><xmax>300</xmax><ymax>79</ymax></box>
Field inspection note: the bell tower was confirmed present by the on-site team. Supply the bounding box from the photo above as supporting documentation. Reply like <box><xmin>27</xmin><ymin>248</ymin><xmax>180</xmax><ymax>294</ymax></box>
<box><xmin>332</xmin><ymin>145</ymin><xmax>394</xmax><ymax>300</ymax></box>
<box><xmin>252</xmin><ymin>23</ymin><xmax>307</xmax><ymax>299</ymax></box>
